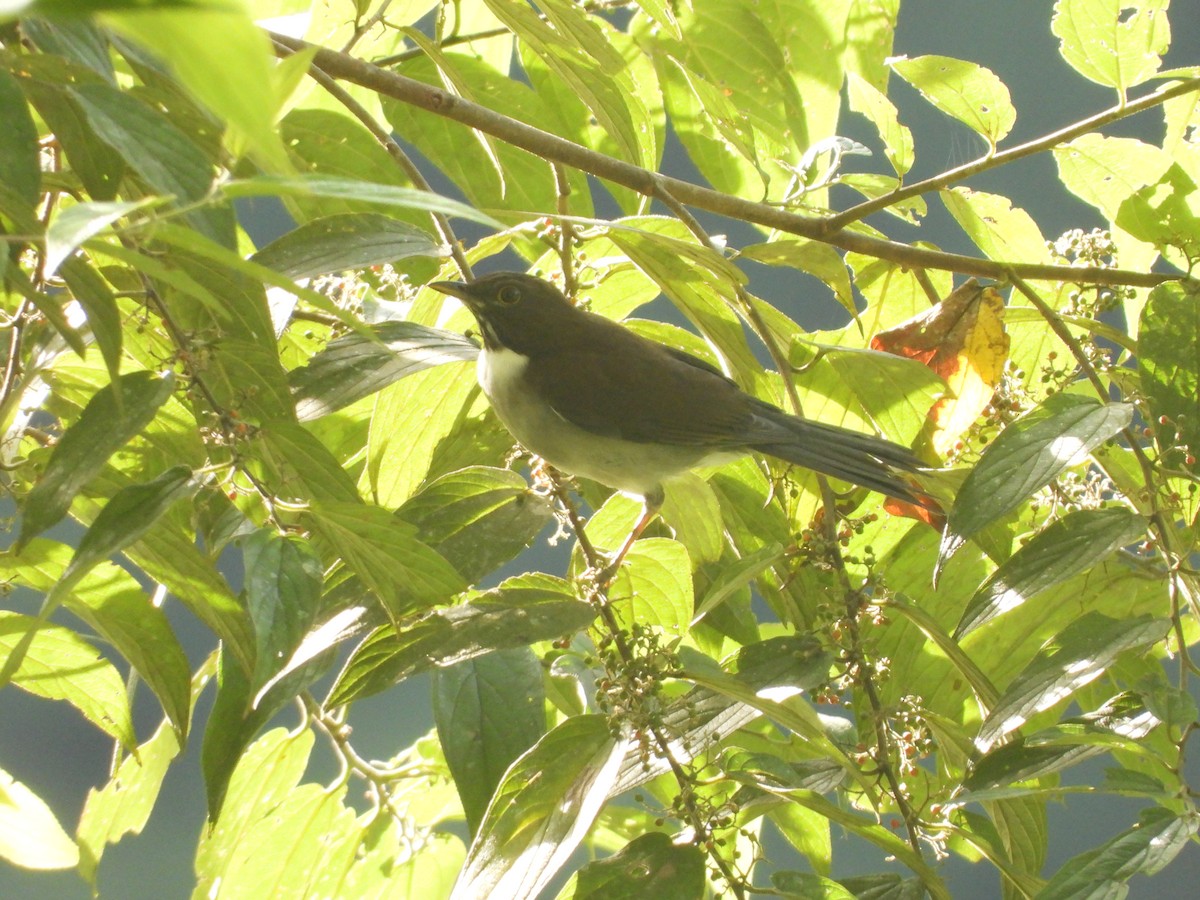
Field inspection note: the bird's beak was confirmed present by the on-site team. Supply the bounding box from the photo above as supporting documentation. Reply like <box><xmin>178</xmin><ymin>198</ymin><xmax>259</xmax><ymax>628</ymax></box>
<box><xmin>429</xmin><ymin>280</ymin><xmax>470</xmax><ymax>300</ymax></box>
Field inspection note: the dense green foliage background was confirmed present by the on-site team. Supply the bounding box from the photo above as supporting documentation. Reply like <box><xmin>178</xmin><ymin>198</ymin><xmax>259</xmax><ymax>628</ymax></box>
<box><xmin>1</xmin><ymin>1</ymin><xmax>1199</xmax><ymax>897</ymax></box>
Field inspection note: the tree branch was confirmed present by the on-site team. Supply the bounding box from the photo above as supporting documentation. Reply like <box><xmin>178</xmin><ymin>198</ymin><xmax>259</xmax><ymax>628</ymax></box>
<box><xmin>823</xmin><ymin>76</ymin><xmax>1200</xmax><ymax>233</ymax></box>
<box><xmin>266</xmin><ymin>31</ymin><xmax>1193</xmax><ymax>291</ymax></box>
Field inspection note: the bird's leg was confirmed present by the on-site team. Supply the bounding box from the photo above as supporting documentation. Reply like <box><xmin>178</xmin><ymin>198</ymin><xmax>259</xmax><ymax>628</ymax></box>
<box><xmin>594</xmin><ymin>487</ymin><xmax>664</xmax><ymax>585</ymax></box>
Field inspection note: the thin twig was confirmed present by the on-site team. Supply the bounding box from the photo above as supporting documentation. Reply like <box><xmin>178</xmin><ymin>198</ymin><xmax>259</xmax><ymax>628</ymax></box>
<box><xmin>554</xmin><ymin>164</ymin><xmax>577</xmax><ymax>298</ymax></box>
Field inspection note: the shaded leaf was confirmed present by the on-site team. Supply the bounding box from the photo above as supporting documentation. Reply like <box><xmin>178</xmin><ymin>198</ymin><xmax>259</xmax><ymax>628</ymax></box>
<box><xmin>938</xmin><ymin>393</ymin><xmax>1133</xmax><ymax>573</ymax></box>
<box><xmin>62</xmin><ymin>465</ymin><xmax>200</xmax><ymax>587</ymax></box>
<box><xmin>434</xmin><ymin>648</ymin><xmax>546</xmax><ymax>836</ymax></box>
<box><xmin>693</xmin><ymin>542</ymin><xmax>784</xmax><ymax>623</ymax></box>
<box><xmin>58</xmin><ymin>256</ymin><xmax>124</xmax><ymax>384</ymax></box>
<box><xmin>290</xmin><ymin>321</ymin><xmax>479</xmax><ymax>421</ymax></box>
<box><xmin>103</xmin><ymin>4</ymin><xmax>290</xmax><ymax>171</ymax></box>
<box><xmin>242</xmin><ymin>530</ymin><xmax>324</xmax><ymax>698</ymax></box>
<box><xmin>956</xmin><ymin>507</ymin><xmax>1147</xmax><ymax>638</ymax></box>
<box><xmin>1139</xmin><ymin>283</ymin><xmax>1200</xmax><ymax>470</ymax></box>
<box><xmin>1039</xmin><ymin>806</ymin><xmax>1196</xmax><ymax>900</ymax></box>
<box><xmin>328</xmin><ymin>573</ymin><xmax>595</xmax><ymax>705</ymax></box>
<box><xmin>222</xmin><ymin>175</ymin><xmax>502</xmax><ymax>228</ymax></box>
<box><xmin>395</xmin><ymin>466</ymin><xmax>555</xmax><ymax>584</ymax></box>
<box><xmin>44</xmin><ymin>197</ymin><xmax>160</xmax><ymax>276</ymax></box>
<box><xmin>70</xmin><ymin>82</ymin><xmax>232</xmax><ymax>244</ymax></box>
<box><xmin>568</xmin><ymin>833</ymin><xmax>705</xmax><ymax>900</ymax></box>
<box><xmin>0</xmin><ymin>67</ymin><xmax>41</xmax><ymax>206</ymax></box>
<box><xmin>18</xmin><ymin>370</ymin><xmax>175</xmax><ymax>547</ymax></box>
<box><xmin>976</xmin><ymin>613</ymin><xmax>1169</xmax><ymax>752</ymax></box>
<box><xmin>966</xmin><ymin>695</ymin><xmax>1159</xmax><ymax>792</ymax></box>
<box><xmin>250</xmin><ymin>213</ymin><xmax>442</xmax><ymax>281</ymax></box>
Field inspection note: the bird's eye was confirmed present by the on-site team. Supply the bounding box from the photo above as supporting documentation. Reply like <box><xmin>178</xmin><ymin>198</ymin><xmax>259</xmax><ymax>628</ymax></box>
<box><xmin>497</xmin><ymin>285</ymin><xmax>522</xmax><ymax>305</ymax></box>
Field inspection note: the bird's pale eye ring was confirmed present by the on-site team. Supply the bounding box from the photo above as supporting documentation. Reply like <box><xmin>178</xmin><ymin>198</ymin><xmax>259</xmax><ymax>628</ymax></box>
<box><xmin>497</xmin><ymin>285</ymin><xmax>522</xmax><ymax>305</ymax></box>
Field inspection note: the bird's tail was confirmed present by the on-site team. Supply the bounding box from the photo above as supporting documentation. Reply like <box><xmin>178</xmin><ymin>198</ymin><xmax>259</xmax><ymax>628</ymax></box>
<box><xmin>749</xmin><ymin>410</ymin><xmax>931</xmax><ymax>505</ymax></box>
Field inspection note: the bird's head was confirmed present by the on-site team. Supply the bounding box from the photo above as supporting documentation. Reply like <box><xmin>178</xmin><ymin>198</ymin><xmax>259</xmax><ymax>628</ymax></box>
<box><xmin>430</xmin><ymin>273</ymin><xmax>584</xmax><ymax>355</ymax></box>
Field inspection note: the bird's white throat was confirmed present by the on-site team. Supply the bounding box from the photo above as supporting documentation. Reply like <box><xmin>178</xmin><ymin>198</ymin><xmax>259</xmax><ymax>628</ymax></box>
<box><xmin>476</xmin><ymin>345</ymin><xmax>529</xmax><ymax>402</ymax></box>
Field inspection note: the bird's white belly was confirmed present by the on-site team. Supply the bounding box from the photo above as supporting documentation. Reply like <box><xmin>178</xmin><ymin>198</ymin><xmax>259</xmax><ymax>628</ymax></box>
<box><xmin>477</xmin><ymin>347</ymin><xmax>736</xmax><ymax>497</ymax></box>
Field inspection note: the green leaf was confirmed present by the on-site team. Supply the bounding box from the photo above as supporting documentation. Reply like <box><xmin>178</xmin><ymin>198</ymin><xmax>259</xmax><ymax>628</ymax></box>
<box><xmin>250</xmin><ymin>213</ymin><xmax>442</xmax><ymax>281</ymax></box>
<box><xmin>771</xmin><ymin>872</ymin><xmax>855</xmax><ymax>900</ymax></box>
<box><xmin>0</xmin><ymin>538</ymin><xmax>193</xmax><ymax>740</ymax></box>
<box><xmin>822</xmin><ymin>345</ymin><xmax>945</xmax><ymax>445</ymax></box>
<box><xmin>434</xmin><ymin>647</ymin><xmax>546</xmax><ymax>836</ymax></box>
<box><xmin>939</xmin><ymin>393</ymin><xmax>1133</xmax><ymax>573</ymax></box>
<box><xmin>1115</xmin><ymin>162</ymin><xmax>1200</xmax><ymax>260</ymax></box>
<box><xmin>199</xmin><ymin>724</ymin><xmax>314</xmax><ymax>862</ymax></box>
<box><xmin>956</xmin><ymin>507</ymin><xmax>1148</xmax><ymax>638</ymax></box>
<box><xmin>365</xmin><ymin>362</ymin><xmax>480</xmax><ymax>507</ymax></box>
<box><xmin>243</xmin><ymin>529</ymin><xmax>324</xmax><ymax>698</ymax></box>
<box><xmin>0</xmin><ymin>67</ymin><xmax>41</xmax><ymax>206</ymax></box>
<box><xmin>976</xmin><ymin>613</ymin><xmax>1169</xmax><ymax>752</ymax></box>
<box><xmin>102</xmin><ymin>4</ymin><xmax>291</xmax><ymax>171</ymax></box>
<box><xmin>1051</xmin><ymin>0</ymin><xmax>1171</xmax><ymax>94</ymax></box>
<box><xmin>846</xmin><ymin>71</ymin><xmax>914</xmax><ymax>176</ymax></box>
<box><xmin>483</xmin><ymin>0</ymin><xmax>651</xmax><ymax>169</ymax></box>
<box><xmin>566</xmin><ymin>833</ymin><xmax>706</xmax><ymax>900</ymax></box>
<box><xmin>451</xmin><ymin>714</ymin><xmax>626</xmax><ymax>900</ymax></box>
<box><xmin>70</xmin><ymin>82</ymin><xmax>232</xmax><ymax>245</ymax></box>
<box><xmin>967</xmin><ymin>695</ymin><xmax>1159</xmax><ymax>791</ymax></box>
<box><xmin>1039</xmin><ymin>806</ymin><xmax>1197</xmax><ymax>899</ymax></box>
<box><xmin>740</xmin><ymin>239</ymin><xmax>856</xmax><ymax>316</ymax></box>
<box><xmin>610</xmin><ymin>538</ymin><xmax>693</xmax><ymax>637</ymax></box>
<box><xmin>609</xmin><ymin>221</ymin><xmax>758</xmax><ymax>380</ymax></box>
<box><xmin>76</xmin><ymin>719</ymin><xmax>181</xmax><ymax>885</ymax></box>
<box><xmin>308</xmin><ymin>501</ymin><xmax>466</xmax><ymax>623</ymax></box>
<box><xmin>11</xmin><ymin>57</ymin><xmax>125</xmax><ymax>200</ymax></box>
<box><xmin>381</xmin><ymin>54</ymin><xmax>582</xmax><ymax>217</ymax></box>
<box><xmin>20</xmin><ymin>17</ymin><xmax>115</xmax><ymax>82</ymax></box>
<box><xmin>328</xmin><ymin>572</ymin><xmax>594</xmax><ymax>705</ymax></box>
<box><xmin>942</xmin><ymin>187</ymin><xmax>1052</xmax><ymax>263</ymax></box>
<box><xmin>0</xmin><ymin>765</ymin><xmax>79</xmax><ymax>871</ymax></box>
<box><xmin>222</xmin><ymin>175</ymin><xmax>502</xmax><ymax>228</ymax></box>
<box><xmin>289</xmin><ymin>321</ymin><xmax>479</xmax><ymax>421</ymax></box>
<box><xmin>395</xmin><ymin>466</ymin><xmax>555</xmax><ymax>584</ymax></box>
<box><xmin>1140</xmin><ymin>283</ymin><xmax>1200</xmax><ymax>474</ymax></box>
<box><xmin>0</xmin><ymin>611</ymin><xmax>135</xmax><ymax>749</ymax></box>
<box><xmin>693</xmin><ymin>542</ymin><xmax>784</xmax><ymax>623</ymax></box>
<box><xmin>57</xmin><ymin>256</ymin><xmax>124</xmax><ymax>385</ymax></box>
<box><xmin>891</xmin><ymin>54</ymin><xmax>1016</xmax><ymax>146</ymax></box>
<box><xmin>43</xmin><ymin>197</ymin><xmax>161</xmax><ymax>277</ymax></box>
<box><xmin>18</xmin><ymin>370</ymin><xmax>175</xmax><ymax>546</ymax></box>
<box><xmin>1054</xmin><ymin>133</ymin><xmax>1172</xmax><ymax>221</ymax></box>
<box><xmin>62</xmin><ymin>465</ymin><xmax>200</xmax><ymax>588</ymax></box>
<box><xmin>659</xmin><ymin>472</ymin><xmax>724</xmax><ymax>565</ymax></box>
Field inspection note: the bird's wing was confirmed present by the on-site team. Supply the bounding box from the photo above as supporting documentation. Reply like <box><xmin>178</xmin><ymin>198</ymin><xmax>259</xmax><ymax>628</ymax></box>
<box><xmin>527</xmin><ymin>337</ymin><xmax>755</xmax><ymax>446</ymax></box>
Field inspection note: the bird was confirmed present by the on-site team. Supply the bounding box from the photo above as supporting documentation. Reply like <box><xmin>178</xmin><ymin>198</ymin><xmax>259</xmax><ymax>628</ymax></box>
<box><xmin>430</xmin><ymin>272</ymin><xmax>932</xmax><ymax>577</ymax></box>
